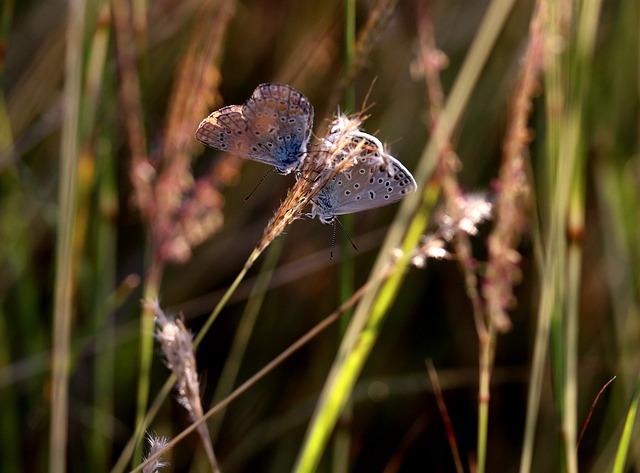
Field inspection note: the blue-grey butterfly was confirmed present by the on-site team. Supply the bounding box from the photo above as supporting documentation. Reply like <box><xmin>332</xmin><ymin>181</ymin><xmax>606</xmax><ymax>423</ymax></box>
<box><xmin>196</xmin><ymin>83</ymin><xmax>314</xmax><ymax>175</ymax></box>
<box><xmin>309</xmin><ymin>116</ymin><xmax>417</xmax><ymax>224</ymax></box>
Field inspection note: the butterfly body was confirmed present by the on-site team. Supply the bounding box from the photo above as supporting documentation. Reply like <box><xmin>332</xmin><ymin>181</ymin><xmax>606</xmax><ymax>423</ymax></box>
<box><xmin>196</xmin><ymin>83</ymin><xmax>314</xmax><ymax>175</ymax></box>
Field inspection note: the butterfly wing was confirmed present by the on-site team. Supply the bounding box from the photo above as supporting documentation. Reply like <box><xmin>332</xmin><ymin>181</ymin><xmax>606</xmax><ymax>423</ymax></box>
<box><xmin>242</xmin><ymin>84</ymin><xmax>314</xmax><ymax>174</ymax></box>
<box><xmin>326</xmin><ymin>155</ymin><xmax>417</xmax><ymax>215</ymax></box>
<box><xmin>196</xmin><ymin>84</ymin><xmax>314</xmax><ymax>175</ymax></box>
<box><xmin>311</xmin><ymin>131</ymin><xmax>416</xmax><ymax>223</ymax></box>
<box><xmin>195</xmin><ymin>104</ymin><xmax>250</xmax><ymax>153</ymax></box>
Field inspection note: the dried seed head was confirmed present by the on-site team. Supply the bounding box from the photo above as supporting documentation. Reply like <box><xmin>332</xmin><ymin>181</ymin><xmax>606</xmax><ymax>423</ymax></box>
<box><xmin>142</xmin><ymin>433</ymin><xmax>170</xmax><ymax>473</ymax></box>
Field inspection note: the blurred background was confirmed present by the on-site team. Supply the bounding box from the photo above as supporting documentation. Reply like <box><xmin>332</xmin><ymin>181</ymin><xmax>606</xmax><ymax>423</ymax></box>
<box><xmin>1</xmin><ymin>0</ymin><xmax>638</xmax><ymax>471</ymax></box>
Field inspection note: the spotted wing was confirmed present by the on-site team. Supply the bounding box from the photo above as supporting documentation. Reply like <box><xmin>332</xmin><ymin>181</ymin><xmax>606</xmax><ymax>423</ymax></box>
<box><xmin>196</xmin><ymin>83</ymin><xmax>314</xmax><ymax>175</ymax></box>
<box><xmin>319</xmin><ymin>155</ymin><xmax>416</xmax><ymax>216</ymax></box>
<box><xmin>196</xmin><ymin>105</ymin><xmax>250</xmax><ymax>153</ymax></box>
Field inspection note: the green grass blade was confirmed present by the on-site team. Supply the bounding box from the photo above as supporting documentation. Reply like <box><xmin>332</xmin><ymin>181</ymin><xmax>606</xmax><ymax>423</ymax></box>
<box><xmin>612</xmin><ymin>375</ymin><xmax>640</xmax><ymax>473</ymax></box>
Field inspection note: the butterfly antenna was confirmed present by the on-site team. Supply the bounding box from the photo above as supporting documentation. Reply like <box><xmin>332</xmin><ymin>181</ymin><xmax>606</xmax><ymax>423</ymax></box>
<box><xmin>244</xmin><ymin>168</ymin><xmax>274</xmax><ymax>202</ymax></box>
<box><xmin>335</xmin><ymin>217</ymin><xmax>358</xmax><ymax>257</ymax></box>
<box><xmin>330</xmin><ymin>219</ymin><xmax>337</xmax><ymax>260</ymax></box>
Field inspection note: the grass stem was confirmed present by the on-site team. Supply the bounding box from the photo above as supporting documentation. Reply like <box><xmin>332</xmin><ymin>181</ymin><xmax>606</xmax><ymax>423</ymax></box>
<box><xmin>50</xmin><ymin>0</ymin><xmax>86</xmax><ymax>471</ymax></box>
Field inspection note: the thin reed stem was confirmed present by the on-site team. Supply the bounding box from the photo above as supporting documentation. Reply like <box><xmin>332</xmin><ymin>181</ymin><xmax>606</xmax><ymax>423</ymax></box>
<box><xmin>0</xmin><ymin>0</ymin><xmax>14</xmax><ymax>158</ymax></box>
<box><xmin>334</xmin><ymin>0</ymin><xmax>357</xmax><ymax>471</ymax></box>
<box><xmin>339</xmin><ymin>0</ymin><xmax>356</xmax><ymax>333</ymax></box>
<box><xmin>521</xmin><ymin>1</ymin><xmax>602</xmax><ymax>472</ymax></box>
<box><xmin>520</xmin><ymin>3</ymin><xmax>564</xmax><ymax>471</ymax></box>
<box><xmin>426</xmin><ymin>360</ymin><xmax>465</xmax><ymax>473</ymax></box>
<box><xmin>133</xmin><ymin>260</ymin><xmax>164</xmax><ymax>464</ymax></box>
<box><xmin>340</xmin><ymin>0</ymin><xmax>356</xmax><ymax>328</ymax></box>
<box><xmin>561</xmin><ymin>2</ymin><xmax>601</xmax><ymax>471</ymax></box>
<box><xmin>50</xmin><ymin>0</ymin><xmax>86</xmax><ymax>471</ymax></box>
<box><xmin>476</xmin><ymin>323</ymin><xmax>496</xmax><ymax>473</ymax></box>
<box><xmin>195</xmin><ymin>259</ymin><xmax>253</xmax><ymax>347</ymax></box>
<box><xmin>208</xmin><ymin>238</ymin><xmax>285</xmax><ymax>442</ymax></box>
<box><xmin>91</xmin><ymin>134</ymin><xmax>118</xmax><ymax>469</ymax></box>
<box><xmin>110</xmin><ymin>374</ymin><xmax>175</xmax><ymax>473</ymax></box>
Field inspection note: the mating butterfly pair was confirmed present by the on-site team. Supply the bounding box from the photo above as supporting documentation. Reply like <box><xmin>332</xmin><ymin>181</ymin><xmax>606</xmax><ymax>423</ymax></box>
<box><xmin>195</xmin><ymin>83</ymin><xmax>416</xmax><ymax>223</ymax></box>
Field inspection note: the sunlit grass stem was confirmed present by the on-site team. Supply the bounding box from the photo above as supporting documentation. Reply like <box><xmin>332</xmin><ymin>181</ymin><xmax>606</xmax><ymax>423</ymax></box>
<box><xmin>562</xmin><ymin>2</ymin><xmax>601</xmax><ymax>471</ymax></box>
<box><xmin>612</xmin><ymin>375</ymin><xmax>640</xmax><ymax>473</ymax></box>
<box><xmin>50</xmin><ymin>0</ymin><xmax>86</xmax><ymax>471</ymax></box>
<box><xmin>208</xmin><ymin>239</ymin><xmax>285</xmax><ymax>441</ymax></box>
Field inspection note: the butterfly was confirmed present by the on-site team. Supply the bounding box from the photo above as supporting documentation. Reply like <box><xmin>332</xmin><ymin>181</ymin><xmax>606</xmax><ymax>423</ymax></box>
<box><xmin>308</xmin><ymin>116</ymin><xmax>417</xmax><ymax>224</ymax></box>
<box><xmin>195</xmin><ymin>83</ymin><xmax>314</xmax><ymax>175</ymax></box>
